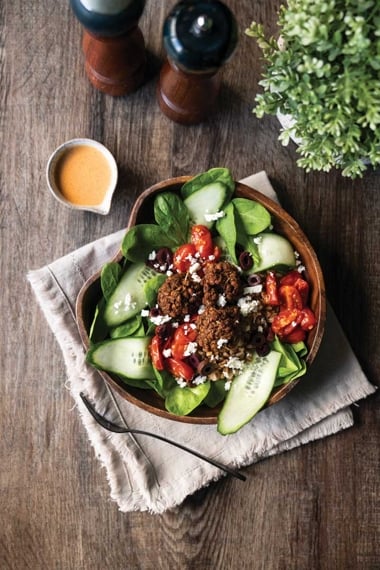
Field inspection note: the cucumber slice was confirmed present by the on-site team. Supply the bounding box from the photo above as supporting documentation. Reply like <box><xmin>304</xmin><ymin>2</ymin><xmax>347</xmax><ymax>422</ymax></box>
<box><xmin>254</xmin><ymin>233</ymin><xmax>296</xmax><ymax>272</ymax></box>
<box><xmin>184</xmin><ymin>182</ymin><xmax>228</xmax><ymax>228</ymax></box>
<box><xmin>104</xmin><ymin>262</ymin><xmax>158</xmax><ymax>327</ymax></box>
<box><xmin>86</xmin><ymin>337</ymin><xmax>155</xmax><ymax>380</ymax></box>
<box><xmin>217</xmin><ymin>350</ymin><xmax>281</xmax><ymax>435</ymax></box>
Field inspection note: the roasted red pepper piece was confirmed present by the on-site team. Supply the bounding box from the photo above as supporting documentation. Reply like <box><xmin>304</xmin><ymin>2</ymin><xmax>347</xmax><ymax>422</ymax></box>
<box><xmin>170</xmin><ymin>322</ymin><xmax>197</xmax><ymax>361</ymax></box>
<box><xmin>149</xmin><ymin>335</ymin><xmax>165</xmax><ymax>371</ymax></box>
<box><xmin>262</xmin><ymin>271</ymin><xmax>280</xmax><ymax>305</ymax></box>
<box><xmin>166</xmin><ymin>358</ymin><xmax>194</xmax><ymax>382</ymax></box>
<box><xmin>280</xmin><ymin>270</ymin><xmax>309</xmax><ymax>305</ymax></box>
<box><xmin>279</xmin><ymin>284</ymin><xmax>303</xmax><ymax>310</ymax></box>
<box><xmin>300</xmin><ymin>307</ymin><xmax>317</xmax><ymax>331</ymax></box>
<box><xmin>271</xmin><ymin>308</ymin><xmax>302</xmax><ymax>336</ymax></box>
<box><xmin>282</xmin><ymin>327</ymin><xmax>307</xmax><ymax>343</ymax></box>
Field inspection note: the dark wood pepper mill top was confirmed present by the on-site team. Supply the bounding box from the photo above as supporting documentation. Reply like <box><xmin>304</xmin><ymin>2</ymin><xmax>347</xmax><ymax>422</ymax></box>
<box><xmin>157</xmin><ymin>0</ymin><xmax>238</xmax><ymax>124</ymax></box>
<box><xmin>70</xmin><ymin>0</ymin><xmax>146</xmax><ymax>96</ymax></box>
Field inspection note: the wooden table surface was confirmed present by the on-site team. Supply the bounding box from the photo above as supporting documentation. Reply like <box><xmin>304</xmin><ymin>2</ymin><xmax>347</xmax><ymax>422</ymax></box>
<box><xmin>1</xmin><ymin>1</ymin><xmax>379</xmax><ymax>568</ymax></box>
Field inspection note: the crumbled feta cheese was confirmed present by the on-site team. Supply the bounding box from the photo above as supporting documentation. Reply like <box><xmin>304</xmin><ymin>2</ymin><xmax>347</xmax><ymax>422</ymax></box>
<box><xmin>253</xmin><ymin>236</ymin><xmax>262</xmax><ymax>245</ymax></box>
<box><xmin>237</xmin><ymin>297</ymin><xmax>260</xmax><ymax>316</ymax></box>
<box><xmin>226</xmin><ymin>356</ymin><xmax>244</xmax><ymax>370</ymax></box>
<box><xmin>176</xmin><ymin>379</ymin><xmax>187</xmax><ymax>388</ymax></box>
<box><xmin>197</xmin><ymin>304</ymin><xmax>205</xmax><ymax>315</ymax></box>
<box><xmin>297</xmin><ymin>264</ymin><xmax>305</xmax><ymax>273</ymax></box>
<box><xmin>217</xmin><ymin>294</ymin><xmax>227</xmax><ymax>307</ymax></box>
<box><xmin>193</xmin><ymin>375</ymin><xmax>207</xmax><ymax>385</ymax></box>
<box><xmin>162</xmin><ymin>348</ymin><xmax>172</xmax><ymax>358</ymax></box>
<box><xmin>184</xmin><ymin>342</ymin><xmax>197</xmax><ymax>357</ymax></box>
<box><xmin>189</xmin><ymin>262</ymin><xmax>201</xmax><ymax>274</ymax></box>
<box><xmin>166</xmin><ymin>270</ymin><xmax>173</xmax><ymax>276</ymax></box>
<box><xmin>184</xmin><ymin>314</ymin><xmax>191</xmax><ymax>322</ymax></box>
<box><xmin>204</xmin><ymin>210</ymin><xmax>225</xmax><ymax>222</ymax></box>
<box><xmin>140</xmin><ymin>309</ymin><xmax>150</xmax><ymax>317</ymax></box>
<box><xmin>149</xmin><ymin>314</ymin><xmax>172</xmax><ymax>326</ymax></box>
<box><xmin>217</xmin><ymin>338</ymin><xmax>228</xmax><ymax>349</ymax></box>
<box><xmin>192</xmin><ymin>273</ymin><xmax>202</xmax><ymax>283</ymax></box>
<box><xmin>148</xmin><ymin>250</ymin><xmax>157</xmax><ymax>261</ymax></box>
<box><xmin>224</xmin><ymin>380</ymin><xmax>232</xmax><ymax>391</ymax></box>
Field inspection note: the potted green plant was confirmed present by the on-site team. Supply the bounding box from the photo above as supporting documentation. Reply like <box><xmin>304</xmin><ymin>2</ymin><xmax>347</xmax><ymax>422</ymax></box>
<box><xmin>246</xmin><ymin>0</ymin><xmax>380</xmax><ymax>178</ymax></box>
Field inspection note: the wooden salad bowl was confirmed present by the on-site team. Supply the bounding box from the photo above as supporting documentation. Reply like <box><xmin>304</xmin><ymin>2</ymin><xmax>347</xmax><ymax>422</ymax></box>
<box><xmin>76</xmin><ymin>177</ymin><xmax>326</xmax><ymax>424</ymax></box>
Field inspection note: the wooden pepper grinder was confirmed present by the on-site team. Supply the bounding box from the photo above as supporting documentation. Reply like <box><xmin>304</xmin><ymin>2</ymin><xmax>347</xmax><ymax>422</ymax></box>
<box><xmin>70</xmin><ymin>0</ymin><xmax>146</xmax><ymax>96</ymax></box>
<box><xmin>157</xmin><ymin>0</ymin><xmax>237</xmax><ymax>125</ymax></box>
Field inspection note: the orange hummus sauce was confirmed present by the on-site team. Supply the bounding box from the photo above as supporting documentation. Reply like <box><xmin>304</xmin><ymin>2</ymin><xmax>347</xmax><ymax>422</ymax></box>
<box><xmin>55</xmin><ymin>145</ymin><xmax>112</xmax><ymax>206</ymax></box>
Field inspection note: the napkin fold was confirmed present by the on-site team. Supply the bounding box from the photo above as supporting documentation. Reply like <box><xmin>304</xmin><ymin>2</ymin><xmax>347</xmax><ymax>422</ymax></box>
<box><xmin>28</xmin><ymin>172</ymin><xmax>376</xmax><ymax>513</ymax></box>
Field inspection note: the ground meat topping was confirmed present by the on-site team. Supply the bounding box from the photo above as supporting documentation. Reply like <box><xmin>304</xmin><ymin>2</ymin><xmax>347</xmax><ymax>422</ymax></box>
<box><xmin>202</xmin><ymin>261</ymin><xmax>243</xmax><ymax>306</ymax></box>
<box><xmin>197</xmin><ymin>306</ymin><xmax>242</xmax><ymax>355</ymax></box>
<box><xmin>156</xmin><ymin>273</ymin><xmax>203</xmax><ymax>319</ymax></box>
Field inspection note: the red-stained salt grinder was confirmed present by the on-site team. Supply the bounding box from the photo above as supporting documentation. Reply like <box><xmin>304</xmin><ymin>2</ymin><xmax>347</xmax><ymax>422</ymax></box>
<box><xmin>70</xmin><ymin>0</ymin><xmax>146</xmax><ymax>96</ymax></box>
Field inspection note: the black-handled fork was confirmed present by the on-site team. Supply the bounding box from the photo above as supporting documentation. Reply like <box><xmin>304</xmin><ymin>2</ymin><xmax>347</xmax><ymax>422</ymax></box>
<box><xmin>80</xmin><ymin>392</ymin><xmax>246</xmax><ymax>481</ymax></box>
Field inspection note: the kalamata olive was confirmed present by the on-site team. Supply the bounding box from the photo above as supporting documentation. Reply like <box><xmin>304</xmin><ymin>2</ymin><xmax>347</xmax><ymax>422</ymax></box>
<box><xmin>250</xmin><ymin>331</ymin><xmax>266</xmax><ymax>348</ymax></box>
<box><xmin>156</xmin><ymin>247</ymin><xmax>173</xmax><ymax>267</ymax></box>
<box><xmin>256</xmin><ymin>343</ymin><xmax>271</xmax><ymax>357</ymax></box>
<box><xmin>187</xmin><ymin>353</ymin><xmax>201</xmax><ymax>369</ymax></box>
<box><xmin>239</xmin><ymin>251</ymin><xmax>253</xmax><ymax>271</ymax></box>
<box><xmin>155</xmin><ymin>322</ymin><xmax>172</xmax><ymax>340</ymax></box>
<box><xmin>247</xmin><ymin>273</ymin><xmax>262</xmax><ymax>286</ymax></box>
<box><xmin>149</xmin><ymin>306</ymin><xmax>160</xmax><ymax>318</ymax></box>
<box><xmin>196</xmin><ymin>360</ymin><xmax>213</xmax><ymax>376</ymax></box>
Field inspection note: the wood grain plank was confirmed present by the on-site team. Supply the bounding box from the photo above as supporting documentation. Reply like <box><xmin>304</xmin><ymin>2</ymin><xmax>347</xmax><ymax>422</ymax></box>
<box><xmin>0</xmin><ymin>1</ymin><xmax>379</xmax><ymax>569</ymax></box>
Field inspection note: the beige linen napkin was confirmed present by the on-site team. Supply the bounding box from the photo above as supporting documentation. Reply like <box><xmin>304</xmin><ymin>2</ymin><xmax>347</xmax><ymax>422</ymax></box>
<box><xmin>27</xmin><ymin>172</ymin><xmax>376</xmax><ymax>513</ymax></box>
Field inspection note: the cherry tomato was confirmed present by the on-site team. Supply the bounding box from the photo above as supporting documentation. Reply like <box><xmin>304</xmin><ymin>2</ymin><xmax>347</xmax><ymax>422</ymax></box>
<box><xmin>166</xmin><ymin>358</ymin><xmax>194</xmax><ymax>382</ymax></box>
<box><xmin>279</xmin><ymin>285</ymin><xmax>303</xmax><ymax>310</ymax></box>
<box><xmin>190</xmin><ymin>225</ymin><xmax>214</xmax><ymax>259</ymax></box>
<box><xmin>170</xmin><ymin>323</ymin><xmax>197</xmax><ymax>361</ymax></box>
<box><xmin>149</xmin><ymin>335</ymin><xmax>165</xmax><ymax>371</ymax></box>
<box><xmin>280</xmin><ymin>270</ymin><xmax>309</xmax><ymax>305</ymax></box>
<box><xmin>173</xmin><ymin>243</ymin><xmax>197</xmax><ymax>272</ymax></box>
<box><xmin>262</xmin><ymin>272</ymin><xmax>280</xmax><ymax>305</ymax></box>
<box><xmin>300</xmin><ymin>307</ymin><xmax>317</xmax><ymax>331</ymax></box>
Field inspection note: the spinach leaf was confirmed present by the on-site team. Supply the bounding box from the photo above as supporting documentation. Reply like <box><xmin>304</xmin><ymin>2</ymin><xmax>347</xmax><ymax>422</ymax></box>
<box><xmin>204</xmin><ymin>380</ymin><xmax>227</xmax><ymax>408</ymax></box>
<box><xmin>110</xmin><ymin>315</ymin><xmax>143</xmax><ymax>339</ymax></box>
<box><xmin>151</xmin><ymin>368</ymin><xmax>177</xmax><ymax>398</ymax></box>
<box><xmin>216</xmin><ymin>202</ymin><xmax>261</xmax><ymax>266</ymax></box>
<box><xmin>101</xmin><ymin>262</ymin><xmax>122</xmax><ymax>301</ymax></box>
<box><xmin>181</xmin><ymin>167</ymin><xmax>234</xmax><ymax>199</ymax></box>
<box><xmin>144</xmin><ymin>274</ymin><xmax>167</xmax><ymax>307</ymax></box>
<box><xmin>271</xmin><ymin>336</ymin><xmax>307</xmax><ymax>386</ymax></box>
<box><xmin>232</xmin><ymin>198</ymin><xmax>271</xmax><ymax>235</ymax></box>
<box><xmin>154</xmin><ymin>192</ymin><xmax>190</xmax><ymax>245</ymax></box>
<box><xmin>89</xmin><ymin>298</ymin><xmax>109</xmax><ymax>343</ymax></box>
<box><xmin>121</xmin><ymin>224</ymin><xmax>177</xmax><ymax>262</ymax></box>
<box><xmin>165</xmin><ymin>382</ymin><xmax>210</xmax><ymax>416</ymax></box>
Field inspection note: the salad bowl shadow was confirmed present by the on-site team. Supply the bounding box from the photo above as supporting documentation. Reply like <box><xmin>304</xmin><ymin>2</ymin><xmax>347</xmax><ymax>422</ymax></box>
<box><xmin>76</xmin><ymin>177</ymin><xmax>326</xmax><ymax>424</ymax></box>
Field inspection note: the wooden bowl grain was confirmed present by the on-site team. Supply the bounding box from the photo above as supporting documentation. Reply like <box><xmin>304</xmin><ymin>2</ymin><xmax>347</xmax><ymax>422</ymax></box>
<box><xmin>76</xmin><ymin>177</ymin><xmax>326</xmax><ymax>423</ymax></box>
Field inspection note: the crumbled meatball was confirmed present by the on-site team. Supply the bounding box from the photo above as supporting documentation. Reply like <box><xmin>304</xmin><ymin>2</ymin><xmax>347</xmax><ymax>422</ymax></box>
<box><xmin>197</xmin><ymin>306</ymin><xmax>242</xmax><ymax>355</ymax></box>
<box><xmin>202</xmin><ymin>261</ymin><xmax>243</xmax><ymax>306</ymax></box>
<box><xmin>157</xmin><ymin>273</ymin><xmax>203</xmax><ymax>319</ymax></box>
